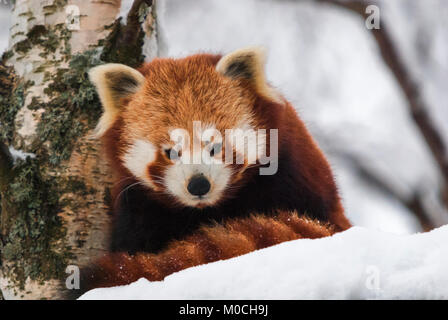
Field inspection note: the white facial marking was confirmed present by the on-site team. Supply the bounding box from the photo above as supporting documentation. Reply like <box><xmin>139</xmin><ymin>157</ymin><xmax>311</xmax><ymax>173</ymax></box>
<box><xmin>164</xmin><ymin>163</ymin><xmax>231</xmax><ymax>207</ymax></box>
<box><xmin>164</xmin><ymin>123</ymin><xmax>231</xmax><ymax>207</ymax></box>
<box><xmin>163</xmin><ymin>121</ymin><xmax>267</xmax><ymax>207</ymax></box>
<box><xmin>225</xmin><ymin>121</ymin><xmax>265</xmax><ymax>165</ymax></box>
<box><xmin>122</xmin><ymin>139</ymin><xmax>156</xmax><ymax>186</ymax></box>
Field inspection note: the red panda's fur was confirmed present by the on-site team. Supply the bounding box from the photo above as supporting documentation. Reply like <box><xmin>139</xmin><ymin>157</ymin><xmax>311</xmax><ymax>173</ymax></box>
<box><xmin>72</xmin><ymin>211</ymin><xmax>336</xmax><ymax>295</ymax></box>
<box><xmin>66</xmin><ymin>48</ymin><xmax>351</xmax><ymax>298</ymax></box>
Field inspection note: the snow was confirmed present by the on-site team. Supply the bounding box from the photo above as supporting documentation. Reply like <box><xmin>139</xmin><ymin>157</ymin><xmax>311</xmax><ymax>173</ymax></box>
<box><xmin>8</xmin><ymin>146</ymin><xmax>35</xmax><ymax>162</ymax></box>
<box><xmin>80</xmin><ymin>225</ymin><xmax>448</xmax><ymax>299</ymax></box>
<box><xmin>116</xmin><ymin>0</ymin><xmax>134</xmax><ymax>25</ymax></box>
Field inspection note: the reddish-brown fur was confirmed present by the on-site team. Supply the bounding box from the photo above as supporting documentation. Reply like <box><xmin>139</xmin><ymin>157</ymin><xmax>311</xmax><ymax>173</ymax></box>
<box><xmin>102</xmin><ymin>54</ymin><xmax>350</xmax><ymax>230</ymax></box>
<box><xmin>67</xmin><ymin>50</ymin><xmax>352</xmax><ymax>298</ymax></box>
<box><xmin>74</xmin><ymin>211</ymin><xmax>336</xmax><ymax>293</ymax></box>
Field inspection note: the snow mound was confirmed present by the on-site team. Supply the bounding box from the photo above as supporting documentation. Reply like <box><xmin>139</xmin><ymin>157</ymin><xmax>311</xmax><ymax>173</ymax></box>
<box><xmin>80</xmin><ymin>225</ymin><xmax>448</xmax><ymax>300</ymax></box>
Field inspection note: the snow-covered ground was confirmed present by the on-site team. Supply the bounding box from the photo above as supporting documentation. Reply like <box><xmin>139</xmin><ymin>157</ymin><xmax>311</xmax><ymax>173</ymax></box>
<box><xmin>80</xmin><ymin>225</ymin><xmax>448</xmax><ymax>299</ymax></box>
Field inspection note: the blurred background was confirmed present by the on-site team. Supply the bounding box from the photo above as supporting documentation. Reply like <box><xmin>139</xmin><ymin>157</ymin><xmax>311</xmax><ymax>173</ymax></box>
<box><xmin>1</xmin><ymin>0</ymin><xmax>447</xmax><ymax>234</ymax></box>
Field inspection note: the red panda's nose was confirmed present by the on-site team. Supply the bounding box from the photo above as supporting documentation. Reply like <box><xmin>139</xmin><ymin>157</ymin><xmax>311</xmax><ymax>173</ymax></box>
<box><xmin>187</xmin><ymin>175</ymin><xmax>211</xmax><ymax>197</ymax></box>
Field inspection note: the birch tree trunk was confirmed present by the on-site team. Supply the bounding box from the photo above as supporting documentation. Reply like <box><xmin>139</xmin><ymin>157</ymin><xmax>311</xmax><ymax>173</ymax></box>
<box><xmin>0</xmin><ymin>0</ymin><xmax>158</xmax><ymax>300</ymax></box>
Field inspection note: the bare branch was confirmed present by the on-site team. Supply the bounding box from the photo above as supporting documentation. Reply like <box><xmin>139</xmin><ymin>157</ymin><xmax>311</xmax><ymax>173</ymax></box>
<box><xmin>118</xmin><ymin>0</ymin><xmax>153</xmax><ymax>48</ymax></box>
<box><xmin>101</xmin><ymin>0</ymin><xmax>155</xmax><ymax>66</ymax></box>
<box><xmin>318</xmin><ymin>0</ymin><xmax>448</xmax><ymax>207</ymax></box>
<box><xmin>339</xmin><ymin>151</ymin><xmax>436</xmax><ymax>231</ymax></box>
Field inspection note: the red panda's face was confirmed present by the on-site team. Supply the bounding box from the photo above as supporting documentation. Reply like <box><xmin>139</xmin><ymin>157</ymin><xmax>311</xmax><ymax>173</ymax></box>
<box><xmin>90</xmin><ymin>48</ymin><xmax>279</xmax><ymax>208</ymax></box>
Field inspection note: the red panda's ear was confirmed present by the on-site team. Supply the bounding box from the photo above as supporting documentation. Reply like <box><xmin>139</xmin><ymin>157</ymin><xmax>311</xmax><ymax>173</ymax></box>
<box><xmin>89</xmin><ymin>63</ymin><xmax>145</xmax><ymax>136</ymax></box>
<box><xmin>216</xmin><ymin>47</ymin><xmax>281</xmax><ymax>103</ymax></box>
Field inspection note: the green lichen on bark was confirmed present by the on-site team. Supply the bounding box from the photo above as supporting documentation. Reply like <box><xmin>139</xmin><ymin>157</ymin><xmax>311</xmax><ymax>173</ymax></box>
<box><xmin>30</xmin><ymin>50</ymin><xmax>103</xmax><ymax>165</ymax></box>
<box><xmin>0</xmin><ymin>148</ymin><xmax>94</xmax><ymax>291</ymax></box>
<box><xmin>31</xmin><ymin>6</ymin><xmax>152</xmax><ymax>164</ymax></box>
<box><xmin>0</xmin><ymin>0</ymin><xmax>153</xmax><ymax>292</ymax></box>
<box><xmin>43</xmin><ymin>0</ymin><xmax>68</xmax><ymax>16</ymax></box>
<box><xmin>0</xmin><ymin>23</ymin><xmax>97</xmax><ymax>289</ymax></box>
<box><xmin>1</xmin><ymin>157</ymin><xmax>71</xmax><ymax>290</ymax></box>
<box><xmin>0</xmin><ymin>61</ymin><xmax>22</xmax><ymax>143</ymax></box>
<box><xmin>12</xmin><ymin>24</ymin><xmax>71</xmax><ymax>59</ymax></box>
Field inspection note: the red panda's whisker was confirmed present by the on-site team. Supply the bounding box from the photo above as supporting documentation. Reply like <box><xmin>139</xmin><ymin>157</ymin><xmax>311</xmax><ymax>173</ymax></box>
<box><xmin>151</xmin><ymin>180</ymin><xmax>166</xmax><ymax>186</ymax></box>
<box><xmin>113</xmin><ymin>176</ymin><xmax>135</xmax><ymax>187</ymax></box>
<box><xmin>114</xmin><ymin>182</ymin><xmax>144</xmax><ymax>207</ymax></box>
<box><xmin>149</xmin><ymin>174</ymin><xmax>166</xmax><ymax>180</ymax></box>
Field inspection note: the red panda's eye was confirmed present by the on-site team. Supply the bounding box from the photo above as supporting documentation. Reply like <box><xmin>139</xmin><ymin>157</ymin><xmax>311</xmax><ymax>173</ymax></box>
<box><xmin>210</xmin><ymin>143</ymin><xmax>222</xmax><ymax>157</ymax></box>
<box><xmin>165</xmin><ymin>148</ymin><xmax>181</xmax><ymax>161</ymax></box>
<box><xmin>165</xmin><ymin>149</ymin><xmax>172</xmax><ymax>159</ymax></box>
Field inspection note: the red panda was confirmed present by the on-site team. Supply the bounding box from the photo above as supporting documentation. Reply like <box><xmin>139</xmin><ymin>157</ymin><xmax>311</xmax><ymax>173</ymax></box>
<box><xmin>67</xmin><ymin>47</ymin><xmax>351</xmax><ymax>298</ymax></box>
